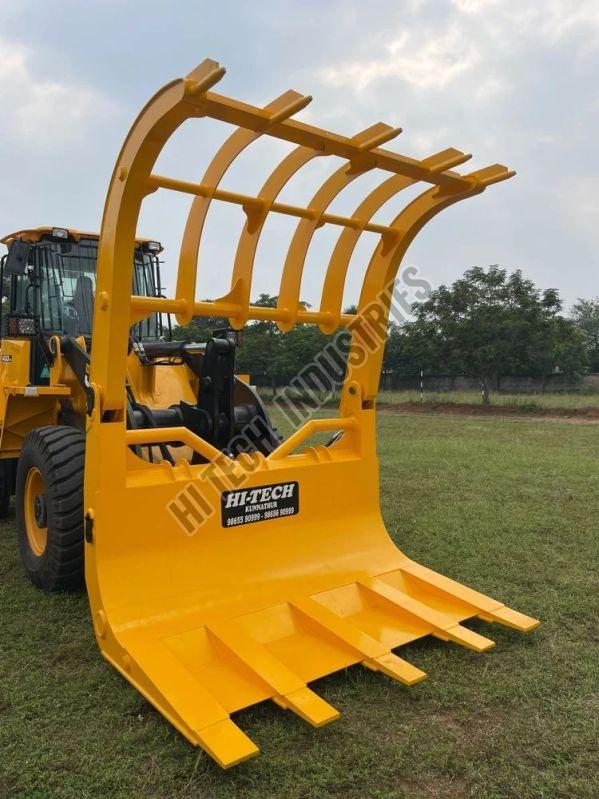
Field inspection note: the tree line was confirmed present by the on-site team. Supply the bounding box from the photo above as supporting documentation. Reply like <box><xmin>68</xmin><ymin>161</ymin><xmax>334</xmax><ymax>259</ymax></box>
<box><xmin>172</xmin><ymin>266</ymin><xmax>599</xmax><ymax>400</ymax></box>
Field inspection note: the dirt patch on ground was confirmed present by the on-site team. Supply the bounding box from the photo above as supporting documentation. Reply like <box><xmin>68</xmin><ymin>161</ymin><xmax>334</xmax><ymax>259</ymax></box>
<box><xmin>377</xmin><ymin>401</ymin><xmax>599</xmax><ymax>424</ymax></box>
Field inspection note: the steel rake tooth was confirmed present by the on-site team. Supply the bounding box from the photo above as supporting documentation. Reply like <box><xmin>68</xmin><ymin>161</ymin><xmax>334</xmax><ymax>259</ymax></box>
<box><xmin>363</xmin><ymin>653</ymin><xmax>427</xmax><ymax>686</ymax></box>
<box><xmin>400</xmin><ymin>561</ymin><xmax>540</xmax><ymax>632</ymax></box>
<box><xmin>197</xmin><ymin>720</ymin><xmax>260</xmax><ymax>769</ymax></box>
<box><xmin>119</xmin><ymin>637</ymin><xmax>260</xmax><ymax>767</ymax></box>
<box><xmin>291</xmin><ymin>596</ymin><xmax>427</xmax><ymax>685</ymax></box>
<box><xmin>207</xmin><ymin>621</ymin><xmax>339</xmax><ymax>727</ymax></box>
<box><xmin>359</xmin><ymin>578</ymin><xmax>496</xmax><ymax>652</ymax></box>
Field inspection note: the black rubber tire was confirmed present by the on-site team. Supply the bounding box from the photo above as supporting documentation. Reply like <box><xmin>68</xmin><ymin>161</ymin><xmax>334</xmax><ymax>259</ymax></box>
<box><xmin>15</xmin><ymin>426</ymin><xmax>85</xmax><ymax>592</ymax></box>
<box><xmin>0</xmin><ymin>458</ymin><xmax>16</xmax><ymax>518</ymax></box>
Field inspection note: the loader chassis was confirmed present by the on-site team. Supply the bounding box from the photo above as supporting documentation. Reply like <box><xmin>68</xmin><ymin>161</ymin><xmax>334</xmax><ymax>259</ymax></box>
<box><xmin>0</xmin><ymin>60</ymin><xmax>538</xmax><ymax>768</ymax></box>
<box><xmin>0</xmin><ymin>228</ymin><xmax>279</xmax><ymax>587</ymax></box>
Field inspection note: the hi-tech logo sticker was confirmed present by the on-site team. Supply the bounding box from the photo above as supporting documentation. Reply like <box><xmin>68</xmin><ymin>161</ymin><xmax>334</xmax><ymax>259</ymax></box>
<box><xmin>221</xmin><ymin>481</ymin><xmax>299</xmax><ymax>528</ymax></box>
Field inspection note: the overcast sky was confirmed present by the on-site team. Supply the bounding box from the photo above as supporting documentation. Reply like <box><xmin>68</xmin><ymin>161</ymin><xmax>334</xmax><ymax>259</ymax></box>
<box><xmin>0</xmin><ymin>0</ymin><xmax>597</xmax><ymax>313</ymax></box>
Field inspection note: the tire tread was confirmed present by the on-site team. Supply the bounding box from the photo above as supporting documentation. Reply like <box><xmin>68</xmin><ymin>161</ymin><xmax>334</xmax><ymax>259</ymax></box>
<box><xmin>16</xmin><ymin>425</ymin><xmax>85</xmax><ymax>592</ymax></box>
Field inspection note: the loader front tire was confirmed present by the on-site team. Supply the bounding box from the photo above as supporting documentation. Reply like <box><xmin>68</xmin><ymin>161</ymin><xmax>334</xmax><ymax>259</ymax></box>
<box><xmin>16</xmin><ymin>426</ymin><xmax>85</xmax><ymax>592</ymax></box>
<box><xmin>0</xmin><ymin>459</ymin><xmax>15</xmax><ymax>518</ymax></box>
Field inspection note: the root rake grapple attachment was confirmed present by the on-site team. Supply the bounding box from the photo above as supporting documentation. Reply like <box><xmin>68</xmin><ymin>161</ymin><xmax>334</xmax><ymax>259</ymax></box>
<box><xmin>82</xmin><ymin>59</ymin><xmax>538</xmax><ymax>767</ymax></box>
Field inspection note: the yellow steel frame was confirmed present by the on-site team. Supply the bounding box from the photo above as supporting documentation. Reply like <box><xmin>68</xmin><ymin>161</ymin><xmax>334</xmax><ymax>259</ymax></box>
<box><xmin>85</xmin><ymin>60</ymin><xmax>538</xmax><ymax>768</ymax></box>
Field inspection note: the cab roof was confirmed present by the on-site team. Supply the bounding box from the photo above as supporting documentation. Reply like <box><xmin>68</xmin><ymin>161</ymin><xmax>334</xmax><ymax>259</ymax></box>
<box><xmin>0</xmin><ymin>227</ymin><xmax>163</xmax><ymax>253</ymax></box>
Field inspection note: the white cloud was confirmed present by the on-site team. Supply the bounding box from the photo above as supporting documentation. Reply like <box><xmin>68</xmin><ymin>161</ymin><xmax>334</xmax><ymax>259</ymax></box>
<box><xmin>474</xmin><ymin>76</ymin><xmax>506</xmax><ymax>103</ymax></box>
<box><xmin>0</xmin><ymin>39</ymin><xmax>114</xmax><ymax>147</ymax></box>
<box><xmin>319</xmin><ymin>27</ymin><xmax>480</xmax><ymax>91</ymax></box>
<box><xmin>409</xmin><ymin>126</ymin><xmax>451</xmax><ymax>156</ymax></box>
<box><xmin>319</xmin><ymin>0</ymin><xmax>599</xmax><ymax>98</ymax></box>
<box><xmin>558</xmin><ymin>175</ymin><xmax>599</xmax><ymax>245</ymax></box>
<box><xmin>452</xmin><ymin>0</ymin><xmax>599</xmax><ymax>47</ymax></box>
<box><xmin>452</xmin><ymin>0</ymin><xmax>500</xmax><ymax>12</ymax></box>
<box><xmin>523</xmin><ymin>1</ymin><xmax>599</xmax><ymax>45</ymax></box>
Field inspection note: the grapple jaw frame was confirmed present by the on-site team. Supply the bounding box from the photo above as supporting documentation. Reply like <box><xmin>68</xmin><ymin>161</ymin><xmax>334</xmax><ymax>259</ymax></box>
<box><xmin>85</xmin><ymin>59</ymin><xmax>538</xmax><ymax>768</ymax></box>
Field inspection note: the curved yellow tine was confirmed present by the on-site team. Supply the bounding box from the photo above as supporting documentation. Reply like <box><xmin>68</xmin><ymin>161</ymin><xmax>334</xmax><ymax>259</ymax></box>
<box><xmin>346</xmin><ymin>164</ymin><xmax>514</xmax><ymax>400</ymax></box>
<box><xmin>176</xmin><ymin>90</ymin><xmax>311</xmax><ymax>324</ymax></box>
<box><xmin>318</xmin><ymin>148</ymin><xmax>471</xmax><ymax>333</ymax></box>
<box><xmin>186</xmin><ymin>58</ymin><xmax>228</xmax><ymax>94</ymax></box>
<box><xmin>93</xmin><ymin>58</ymin><xmax>226</xmax><ymax>410</ymax></box>
<box><xmin>275</xmin><ymin>123</ymin><xmax>401</xmax><ymax>332</ymax></box>
<box><xmin>228</xmin><ymin>146</ymin><xmax>322</xmax><ymax>328</ymax></box>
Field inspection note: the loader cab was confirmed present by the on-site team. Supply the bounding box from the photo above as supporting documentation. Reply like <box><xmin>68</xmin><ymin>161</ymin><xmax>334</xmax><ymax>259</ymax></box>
<box><xmin>0</xmin><ymin>227</ymin><xmax>168</xmax><ymax>384</ymax></box>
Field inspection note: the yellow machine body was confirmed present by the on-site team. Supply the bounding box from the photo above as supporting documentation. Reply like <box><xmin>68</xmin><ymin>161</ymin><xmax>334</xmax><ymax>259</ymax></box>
<box><xmin>0</xmin><ymin>227</ymin><xmax>195</xmax><ymax>464</ymax></box>
<box><xmin>3</xmin><ymin>60</ymin><xmax>539</xmax><ymax>768</ymax></box>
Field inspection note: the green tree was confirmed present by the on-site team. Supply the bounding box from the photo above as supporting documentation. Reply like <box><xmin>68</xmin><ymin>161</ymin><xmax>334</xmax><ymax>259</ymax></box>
<box><xmin>571</xmin><ymin>298</ymin><xmax>599</xmax><ymax>371</ymax></box>
<box><xmin>381</xmin><ymin>321</ymin><xmax>402</xmax><ymax>383</ymax></box>
<box><xmin>171</xmin><ymin>301</ymin><xmax>227</xmax><ymax>343</ymax></box>
<box><xmin>172</xmin><ymin>293</ymin><xmax>345</xmax><ymax>392</ymax></box>
<box><xmin>400</xmin><ymin>266</ymin><xmax>587</xmax><ymax>402</ymax></box>
<box><xmin>233</xmin><ymin>294</ymin><xmax>281</xmax><ymax>392</ymax></box>
<box><xmin>235</xmin><ymin>294</ymin><xmax>329</xmax><ymax>393</ymax></box>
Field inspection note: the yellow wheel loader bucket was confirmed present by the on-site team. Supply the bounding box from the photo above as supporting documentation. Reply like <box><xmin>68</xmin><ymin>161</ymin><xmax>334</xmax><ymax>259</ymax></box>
<box><xmin>85</xmin><ymin>59</ymin><xmax>539</xmax><ymax>768</ymax></box>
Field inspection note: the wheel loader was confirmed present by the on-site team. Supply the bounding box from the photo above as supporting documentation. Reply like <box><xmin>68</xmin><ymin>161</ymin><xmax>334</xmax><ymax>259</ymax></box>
<box><xmin>0</xmin><ymin>59</ymin><xmax>539</xmax><ymax>768</ymax></box>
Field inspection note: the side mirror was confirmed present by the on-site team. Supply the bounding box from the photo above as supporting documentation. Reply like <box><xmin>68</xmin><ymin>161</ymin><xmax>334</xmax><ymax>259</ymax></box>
<box><xmin>213</xmin><ymin>327</ymin><xmax>243</xmax><ymax>347</ymax></box>
<box><xmin>5</xmin><ymin>239</ymin><xmax>31</xmax><ymax>276</ymax></box>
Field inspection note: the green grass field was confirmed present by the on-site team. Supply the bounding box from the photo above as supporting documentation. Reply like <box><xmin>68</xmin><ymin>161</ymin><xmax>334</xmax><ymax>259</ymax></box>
<box><xmin>1</xmin><ymin>413</ymin><xmax>597</xmax><ymax>799</ymax></box>
<box><xmin>259</xmin><ymin>387</ymin><xmax>599</xmax><ymax>413</ymax></box>
<box><xmin>377</xmin><ymin>389</ymin><xmax>599</xmax><ymax>411</ymax></box>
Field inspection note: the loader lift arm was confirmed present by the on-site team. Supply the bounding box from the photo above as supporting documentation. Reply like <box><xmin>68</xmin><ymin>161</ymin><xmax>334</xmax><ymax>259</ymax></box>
<box><xmin>55</xmin><ymin>335</ymin><xmax>94</xmax><ymax>413</ymax></box>
<box><xmin>55</xmin><ymin>329</ymin><xmax>276</xmax><ymax>457</ymax></box>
